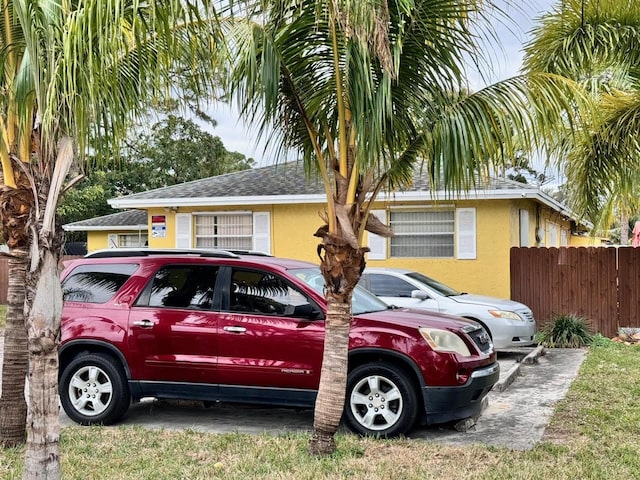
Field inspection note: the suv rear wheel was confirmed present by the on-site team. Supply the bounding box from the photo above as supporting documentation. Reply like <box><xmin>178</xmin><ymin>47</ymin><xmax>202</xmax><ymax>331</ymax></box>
<box><xmin>343</xmin><ymin>363</ymin><xmax>418</xmax><ymax>437</ymax></box>
<box><xmin>59</xmin><ymin>353</ymin><xmax>130</xmax><ymax>425</ymax></box>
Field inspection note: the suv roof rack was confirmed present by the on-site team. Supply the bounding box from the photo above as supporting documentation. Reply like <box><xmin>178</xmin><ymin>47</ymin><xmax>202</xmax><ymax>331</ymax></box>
<box><xmin>85</xmin><ymin>248</ymin><xmax>241</xmax><ymax>259</ymax></box>
<box><xmin>225</xmin><ymin>250</ymin><xmax>273</xmax><ymax>257</ymax></box>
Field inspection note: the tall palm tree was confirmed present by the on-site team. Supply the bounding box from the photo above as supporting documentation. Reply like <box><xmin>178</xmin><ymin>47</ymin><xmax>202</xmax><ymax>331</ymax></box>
<box><xmin>223</xmin><ymin>0</ymin><xmax>589</xmax><ymax>456</ymax></box>
<box><xmin>522</xmin><ymin>0</ymin><xmax>640</xmax><ymax>235</ymax></box>
<box><xmin>0</xmin><ymin>1</ymin><xmax>219</xmax><ymax>477</ymax></box>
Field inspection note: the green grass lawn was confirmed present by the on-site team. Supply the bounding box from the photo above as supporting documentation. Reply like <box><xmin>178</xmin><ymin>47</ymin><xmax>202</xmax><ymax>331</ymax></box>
<box><xmin>1</xmin><ymin>339</ymin><xmax>639</xmax><ymax>479</ymax></box>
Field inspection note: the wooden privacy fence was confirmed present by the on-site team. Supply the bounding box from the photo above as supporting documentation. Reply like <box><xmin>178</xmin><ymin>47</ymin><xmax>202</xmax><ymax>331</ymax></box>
<box><xmin>0</xmin><ymin>255</ymin><xmax>83</xmax><ymax>305</ymax></box>
<box><xmin>511</xmin><ymin>246</ymin><xmax>640</xmax><ymax>338</ymax></box>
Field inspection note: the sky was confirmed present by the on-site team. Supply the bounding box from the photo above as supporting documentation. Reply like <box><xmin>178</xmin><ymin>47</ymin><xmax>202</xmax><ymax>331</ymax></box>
<box><xmin>206</xmin><ymin>0</ymin><xmax>557</xmax><ymax>167</ymax></box>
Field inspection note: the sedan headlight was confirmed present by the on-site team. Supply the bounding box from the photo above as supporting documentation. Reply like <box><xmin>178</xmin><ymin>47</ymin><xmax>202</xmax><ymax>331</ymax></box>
<box><xmin>488</xmin><ymin>310</ymin><xmax>523</xmax><ymax>321</ymax></box>
<box><xmin>419</xmin><ymin>328</ymin><xmax>471</xmax><ymax>357</ymax></box>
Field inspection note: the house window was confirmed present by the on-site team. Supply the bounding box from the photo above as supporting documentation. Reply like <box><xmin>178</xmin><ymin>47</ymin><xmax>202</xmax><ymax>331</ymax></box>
<box><xmin>389</xmin><ymin>210</ymin><xmax>455</xmax><ymax>258</ymax></box>
<box><xmin>194</xmin><ymin>213</ymin><xmax>253</xmax><ymax>250</ymax></box>
<box><xmin>107</xmin><ymin>233</ymin><xmax>148</xmax><ymax>248</ymax></box>
<box><xmin>119</xmin><ymin>233</ymin><xmax>148</xmax><ymax>247</ymax></box>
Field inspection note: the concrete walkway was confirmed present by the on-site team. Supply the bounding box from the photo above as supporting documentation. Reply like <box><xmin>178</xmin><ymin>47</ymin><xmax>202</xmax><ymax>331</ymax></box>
<box><xmin>0</xmin><ymin>334</ymin><xmax>586</xmax><ymax>450</ymax></box>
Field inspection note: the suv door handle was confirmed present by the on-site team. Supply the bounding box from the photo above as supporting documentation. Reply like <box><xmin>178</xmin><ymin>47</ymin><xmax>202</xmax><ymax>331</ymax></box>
<box><xmin>133</xmin><ymin>319</ymin><xmax>155</xmax><ymax>328</ymax></box>
<box><xmin>223</xmin><ymin>326</ymin><xmax>246</xmax><ymax>333</ymax></box>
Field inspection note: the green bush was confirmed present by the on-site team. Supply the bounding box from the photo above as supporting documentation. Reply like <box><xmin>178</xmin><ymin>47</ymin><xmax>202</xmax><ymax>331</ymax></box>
<box><xmin>590</xmin><ymin>333</ymin><xmax>616</xmax><ymax>348</ymax></box>
<box><xmin>536</xmin><ymin>313</ymin><xmax>594</xmax><ymax>348</ymax></box>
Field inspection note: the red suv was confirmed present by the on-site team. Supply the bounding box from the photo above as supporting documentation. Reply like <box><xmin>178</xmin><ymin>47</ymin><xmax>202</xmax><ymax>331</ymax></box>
<box><xmin>59</xmin><ymin>249</ymin><xmax>499</xmax><ymax>437</ymax></box>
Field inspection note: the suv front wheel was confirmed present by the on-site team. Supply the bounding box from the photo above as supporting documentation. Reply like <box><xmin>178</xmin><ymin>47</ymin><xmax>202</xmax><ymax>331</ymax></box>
<box><xmin>343</xmin><ymin>363</ymin><xmax>418</xmax><ymax>437</ymax></box>
<box><xmin>59</xmin><ymin>353</ymin><xmax>130</xmax><ymax>425</ymax></box>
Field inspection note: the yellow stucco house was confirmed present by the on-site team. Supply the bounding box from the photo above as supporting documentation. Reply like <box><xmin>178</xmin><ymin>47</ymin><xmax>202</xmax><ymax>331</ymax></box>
<box><xmin>63</xmin><ymin>162</ymin><xmax>594</xmax><ymax>299</ymax></box>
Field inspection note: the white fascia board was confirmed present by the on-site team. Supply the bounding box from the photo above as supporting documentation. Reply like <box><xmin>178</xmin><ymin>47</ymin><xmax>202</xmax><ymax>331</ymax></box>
<box><xmin>63</xmin><ymin>224</ymin><xmax>148</xmax><ymax>232</ymax></box>
<box><xmin>380</xmin><ymin>189</ymin><xmax>588</xmax><ymax>225</ymax></box>
<box><xmin>107</xmin><ymin>187</ymin><xmax>589</xmax><ymax>228</ymax></box>
<box><xmin>108</xmin><ymin>194</ymin><xmax>328</xmax><ymax>208</ymax></box>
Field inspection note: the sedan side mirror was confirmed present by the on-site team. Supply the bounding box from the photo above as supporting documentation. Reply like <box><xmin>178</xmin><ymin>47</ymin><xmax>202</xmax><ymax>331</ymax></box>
<box><xmin>411</xmin><ymin>290</ymin><xmax>429</xmax><ymax>300</ymax></box>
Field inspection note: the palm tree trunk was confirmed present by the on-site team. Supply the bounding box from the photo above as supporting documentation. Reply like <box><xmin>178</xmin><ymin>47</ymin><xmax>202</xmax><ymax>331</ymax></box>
<box><xmin>0</xmin><ymin>249</ymin><xmax>28</xmax><ymax>447</ymax></box>
<box><xmin>22</xmin><ymin>250</ymin><xmax>62</xmax><ymax>479</ymax></box>
<box><xmin>308</xmin><ymin>297</ymin><xmax>351</xmax><ymax>456</ymax></box>
<box><xmin>620</xmin><ymin>213</ymin><xmax>630</xmax><ymax>245</ymax></box>
<box><xmin>308</xmin><ymin>242</ymin><xmax>365</xmax><ymax>456</ymax></box>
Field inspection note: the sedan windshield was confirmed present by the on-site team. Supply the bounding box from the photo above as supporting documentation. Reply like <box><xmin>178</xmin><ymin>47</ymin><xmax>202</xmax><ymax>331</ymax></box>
<box><xmin>406</xmin><ymin>271</ymin><xmax>460</xmax><ymax>296</ymax></box>
<box><xmin>290</xmin><ymin>268</ymin><xmax>389</xmax><ymax>315</ymax></box>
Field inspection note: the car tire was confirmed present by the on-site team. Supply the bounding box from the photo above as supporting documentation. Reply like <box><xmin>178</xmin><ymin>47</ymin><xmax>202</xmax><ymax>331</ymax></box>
<box><xmin>343</xmin><ymin>363</ymin><xmax>418</xmax><ymax>437</ymax></box>
<box><xmin>59</xmin><ymin>353</ymin><xmax>130</xmax><ymax>425</ymax></box>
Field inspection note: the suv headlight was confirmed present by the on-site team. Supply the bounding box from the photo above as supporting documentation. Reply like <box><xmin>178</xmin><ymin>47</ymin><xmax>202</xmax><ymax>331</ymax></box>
<box><xmin>488</xmin><ymin>310</ymin><xmax>523</xmax><ymax>321</ymax></box>
<box><xmin>419</xmin><ymin>328</ymin><xmax>471</xmax><ymax>357</ymax></box>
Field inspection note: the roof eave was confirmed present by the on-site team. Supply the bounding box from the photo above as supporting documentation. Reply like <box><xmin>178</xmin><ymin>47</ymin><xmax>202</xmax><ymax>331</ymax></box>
<box><xmin>63</xmin><ymin>224</ymin><xmax>148</xmax><ymax>232</ymax></box>
<box><xmin>107</xmin><ymin>188</ymin><xmax>589</xmax><ymax>226</ymax></box>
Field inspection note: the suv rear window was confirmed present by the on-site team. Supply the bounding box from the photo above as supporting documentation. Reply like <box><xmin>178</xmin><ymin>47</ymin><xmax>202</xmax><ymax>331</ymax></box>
<box><xmin>62</xmin><ymin>263</ymin><xmax>139</xmax><ymax>303</ymax></box>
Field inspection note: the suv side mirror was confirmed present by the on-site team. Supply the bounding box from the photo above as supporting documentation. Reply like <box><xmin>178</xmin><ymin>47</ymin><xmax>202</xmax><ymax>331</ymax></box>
<box><xmin>293</xmin><ymin>303</ymin><xmax>323</xmax><ymax>319</ymax></box>
<box><xmin>411</xmin><ymin>290</ymin><xmax>429</xmax><ymax>300</ymax></box>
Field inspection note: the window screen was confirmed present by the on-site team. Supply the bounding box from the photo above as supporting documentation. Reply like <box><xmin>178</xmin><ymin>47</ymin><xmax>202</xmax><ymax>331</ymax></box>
<box><xmin>390</xmin><ymin>210</ymin><xmax>455</xmax><ymax>257</ymax></box>
<box><xmin>119</xmin><ymin>233</ymin><xmax>148</xmax><ymax>247</ymax></box>
<box><xmin>194</xmin><ymin>213</ymin><xmax>252</xmax><ymax>250</ymax></box>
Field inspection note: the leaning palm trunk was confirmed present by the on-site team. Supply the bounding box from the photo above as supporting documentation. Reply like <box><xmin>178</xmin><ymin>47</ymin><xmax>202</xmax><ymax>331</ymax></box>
<box><xmin>19</xmin><ymin>137</ymin><xmax>73</xmax><ymax>479</ymax></box>
<box><xmin>620</xmin><ymin>213</ymin><xmax>630</xmax><ymax>245</ymax></box>
<box><xmin>0</xmin><ymin>249</ymin><xmax>29</xmax><ymax>447</ymax></box>
<box><xmin>23</xmin><ymin>250</ymin><xmax>63</xmax><ymax>479</ymax></box>
<box><xmin>309</xmin><ymin>242</ymin><xmax>367</xmax><ymax>455</ymax></box>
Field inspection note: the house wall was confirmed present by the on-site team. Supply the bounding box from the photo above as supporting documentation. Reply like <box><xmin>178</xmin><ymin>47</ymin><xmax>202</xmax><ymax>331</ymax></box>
<box><xmin>84</xmin><ymin>198</ymin><xmax>591</xmax><ymax>300</ymax></box>
<box><xmin>362</xmin><ymin>200</ymin><xmax>512</xmax><ymax>298</ymax></box>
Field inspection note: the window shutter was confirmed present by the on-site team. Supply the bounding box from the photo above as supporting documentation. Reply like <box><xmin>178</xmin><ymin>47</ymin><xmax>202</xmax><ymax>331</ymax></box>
<box><xmin>253</xmin><ymin>212</ymin><xmax>271</xmax><ymax>254</ymax></box>
<box><xmin>519</xmin><ymin>209</ymin><xmax>530</xmax><ymax>247</ymax></box>
<box><xmin>456</xmin><ymin>208</ymin><xmax>476</xmax><ymax>260</ymax></box>
<box><xmin>175</xmin><ymin>213</ymin><xmax>192</xmax><ymax>248</ymax></box>
<box><xmin>367</xmin><ymin>209</ymin><xmax>387</xmax><ymax>260</ymax></box>
<box><xmin>107</xmin><ymin>234</ymin><xmax>118</xmax><ymax>249</ymax></box>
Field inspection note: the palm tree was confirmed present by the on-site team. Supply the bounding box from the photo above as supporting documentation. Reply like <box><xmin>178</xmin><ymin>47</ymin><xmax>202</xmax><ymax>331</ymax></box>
<box><xmin>0</xmin><ymin>1</ymin><xmax>219</xmax><ymax>477</ymax></box>
<box><xmin>522</xmin><ymin>0</ymin><xmax>640</xmax><ymax>236</ymax></box>
<box><xmin>223</xmin><ymin>0</ymin><xmax>588</xmax><ymax>456</ymax></box>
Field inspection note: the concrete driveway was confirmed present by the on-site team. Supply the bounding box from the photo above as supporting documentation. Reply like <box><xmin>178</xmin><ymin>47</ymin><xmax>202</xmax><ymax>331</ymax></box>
<box><xmin>0</xmin><ymin>335</ymin><xmax>586</xmax><ymax>451</ymax></box>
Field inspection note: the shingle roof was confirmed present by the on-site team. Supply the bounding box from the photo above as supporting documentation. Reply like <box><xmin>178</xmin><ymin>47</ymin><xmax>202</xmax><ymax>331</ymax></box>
<box><xmin>111</xmin><ymin>163</ymin><xmax>327</xmax><ymax>201</ymax></box>
<box><xmin>68</xmin><ymin>162</ymin><xmax>585</xmax><ymax>228</ymax></box>
<box><xmin>63</xmin><ymin>209</ymin><xmax>147</xmax><ymax>231</ymax></box>
<box><xmin>108</xmin><ymin>161</ymin><xmax>538</xmax><ymax>204</ymax></box>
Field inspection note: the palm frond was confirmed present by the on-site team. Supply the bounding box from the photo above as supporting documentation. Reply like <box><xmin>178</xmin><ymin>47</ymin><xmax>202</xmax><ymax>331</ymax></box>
<box><xmin>426</xmin><ymin>73</ymin><xmax>591</xmax><ymax>192</ymax></box>
<box><xmin>524</xmin><ymin>0</ymin><xmax>640</xmax><ymax>81</ymax></box>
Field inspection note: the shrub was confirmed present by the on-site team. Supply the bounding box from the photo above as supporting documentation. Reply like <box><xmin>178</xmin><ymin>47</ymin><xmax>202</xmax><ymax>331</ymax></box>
<box><xmin>589</xmin><ymin>333</ymin><xmax>615</xmax><ymax>348</ymax></box>
<box><xmin>536</xmin><ymin>313</ymin><xmax>593</xmax><ymax>348</ymax></box>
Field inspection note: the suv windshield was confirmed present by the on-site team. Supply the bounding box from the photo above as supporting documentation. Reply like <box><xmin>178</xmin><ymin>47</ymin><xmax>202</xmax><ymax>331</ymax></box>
<box><xmin>290</xmin><ymin>268</ymin><xmax>389</xmax><ymax>315</ymax></box>
<box><xmin>406</xmin><ymin>271</ymin><xmax>460</xmax><ymax>296</ymax></box>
